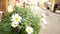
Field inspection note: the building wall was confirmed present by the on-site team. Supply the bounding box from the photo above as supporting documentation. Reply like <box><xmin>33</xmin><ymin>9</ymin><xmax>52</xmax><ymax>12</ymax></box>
<box><xmin>50</xmin><ymin>0</ymin><xmax>55</xmax><ymax>11</ymax></box>
<box><xmin>55</xmin><ymin>0</ymin><xmax>60</xmax><ymax>4</ymax></box>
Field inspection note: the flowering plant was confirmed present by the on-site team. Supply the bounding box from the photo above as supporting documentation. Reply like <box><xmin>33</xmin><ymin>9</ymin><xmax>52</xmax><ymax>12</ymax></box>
<box><xmin>0</xmin><ymin>6</ymin><xmax>41</xmax><ymax>34</ymax></box>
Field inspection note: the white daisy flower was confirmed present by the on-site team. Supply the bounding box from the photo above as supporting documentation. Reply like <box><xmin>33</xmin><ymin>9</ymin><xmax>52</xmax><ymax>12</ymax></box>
<box><xmin>16</xmin><ymin>3</ymin><xmax>23</xmax><ymax>7</ymax></box>
<box><xmin>26</xmin><ymin>26</ymin><xmax>33</xmax><ymax>34</ymax></box>
<box><xmin>41</xmin><ymin>18</ymin><xmax>47</xmax><ymax>24</ymax></box>
<box><xmin>11</xmin><ymin>21</ymin><xmax>19</xmax><ymax>28</ymax></box>
<box><xmin>8</xmin><ymin>6</ymin><xmax>13</xmax><ymax>13</ymax></box>
<box><xmin>43</xmin><ymin>18</ymin><xmax>47</xmax><ymax>24</ymax></box>
<box><xmin>42</xmin><ymin>13</ymin><xmax>46</xmax><ymax>18</ymax></box>
<box><xmin>11</xmin><ymin>14</ymin><xmax>22</xmax><ymax>22</ymax></box>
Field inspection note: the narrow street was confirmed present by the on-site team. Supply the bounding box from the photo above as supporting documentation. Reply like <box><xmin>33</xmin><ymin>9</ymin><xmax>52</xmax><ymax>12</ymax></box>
<box><xmin>39</xmin><ymin>11</ymin><xmax>60</xmax><ymax>34</ymax></box>
<box><xmin>31</xmin><ymin>6</ymin><xmax>60</xmax><ymax>34</ymax></box>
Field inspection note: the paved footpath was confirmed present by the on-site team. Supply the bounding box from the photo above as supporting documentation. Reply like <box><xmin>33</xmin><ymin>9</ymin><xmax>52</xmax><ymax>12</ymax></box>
<box><xmin>31</xmin><ymin>6</ymin><xmax>60</xmax><ymax>34</ymax></box>
<box><xmin>39</xmin><ymin>12</ymin><xmax>60</xmax><ymax>34</ymax></box>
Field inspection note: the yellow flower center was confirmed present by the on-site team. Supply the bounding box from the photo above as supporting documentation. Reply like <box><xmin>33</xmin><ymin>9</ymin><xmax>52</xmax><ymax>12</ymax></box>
<box><xmin>15</xmin><ymin>17</ymin><xmax>19</xmax><ymax>21</ymax></box>
<box><xmin>14</xmin><ymin>23</ymin><xmax>17</xmax><ymax>26</ymax></box>
<box><xmin>28</xmin><ymin>29</ymin><xmax>31</xmax><ymax>32</ymax></box>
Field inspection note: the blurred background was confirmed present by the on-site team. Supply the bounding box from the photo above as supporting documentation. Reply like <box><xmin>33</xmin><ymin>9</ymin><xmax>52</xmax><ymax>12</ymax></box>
<box><xmin>0</xmin><ymin>0</ymin><xmax>60</xmax><ymax>34</ymax></box>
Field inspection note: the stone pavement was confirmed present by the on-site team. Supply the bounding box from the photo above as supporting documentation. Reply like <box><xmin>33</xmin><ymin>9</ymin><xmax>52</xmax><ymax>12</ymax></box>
<box><xmin>31</xmin><ymin>6</ymin><xmax>60</xmax><ymax>34</ymax></box>
<box><xmin>39</xmin><ymin>12</ymin><xmax>60</xmax><ymax>34</ymax></box>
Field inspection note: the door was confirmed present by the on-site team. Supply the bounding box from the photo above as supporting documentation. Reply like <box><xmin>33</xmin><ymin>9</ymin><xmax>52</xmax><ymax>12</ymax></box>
<box><xmin>0</xmin><ymin>0</ymin><xmax>8</xmax><ymax>12</ymax></box>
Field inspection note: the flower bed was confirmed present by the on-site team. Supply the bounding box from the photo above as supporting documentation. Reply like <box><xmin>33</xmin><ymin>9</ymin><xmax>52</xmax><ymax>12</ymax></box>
<box><xmin>0</xmin><ymin>6</ymin><xmax>41</xmax><ymax>34</ymax></box>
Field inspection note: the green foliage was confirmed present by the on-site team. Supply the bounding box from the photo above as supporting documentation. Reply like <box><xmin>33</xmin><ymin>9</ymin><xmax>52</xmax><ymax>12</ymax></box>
<box><xmin>0</xmin><ymin>6</ymin><xmax>41</xmax><ymax>34</ymax></box>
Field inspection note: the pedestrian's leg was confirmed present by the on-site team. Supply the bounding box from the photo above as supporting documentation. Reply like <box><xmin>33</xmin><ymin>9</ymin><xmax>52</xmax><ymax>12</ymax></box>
<box><xmin>45</xmin><ymin>9</ymin><xmax>49</xmax><ymax>16</ymax></box>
